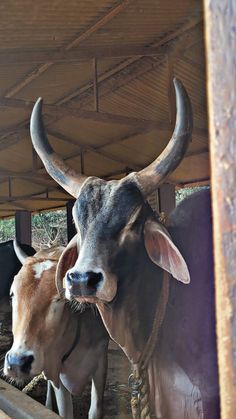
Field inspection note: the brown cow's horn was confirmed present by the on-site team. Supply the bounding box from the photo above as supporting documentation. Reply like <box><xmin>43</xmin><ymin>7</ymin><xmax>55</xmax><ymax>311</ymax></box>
<box><xmin>13</xmin><ymin>239</ymin><xmax>28</xmax><ymax>264</ymax></box>
<box><xmin>30</xmin><ymin>98</ymin><xmax>87</xmax><ymax>198</ymax></box>
<box><xmin>135</xmin><ymin>78</ymin><xmax>193</xmax><ymax>196</ymax></box>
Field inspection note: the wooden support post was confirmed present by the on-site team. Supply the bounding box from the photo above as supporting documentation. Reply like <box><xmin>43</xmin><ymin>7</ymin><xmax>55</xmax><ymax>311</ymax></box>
<box><xmin>167</xmin><ymin>53</ymin><xmax>176</xmax><ymax>126</ymax></box>
<box><xmin>93</xmin><ymin>57</ymin><xmax>99</xmax><ymax>112</ymax></box>
<box><xmin>15</xmin><ymin>210</ymin><xmax>31</xmax><ymax>245</ymax></box>
<box><xmin>8</xmin><ymin>177</ymin><xmax>12</xmax><ymax>198</ymax></box>
<box><xmin>66</xmin><ymin>200</ymin><xmax>76</xmax><ymax>243</ymax></box>
<box><xmin>80</xmin><ymin>147</ymin><xmax>85</xmax><ymax>175</ymax></box>
<box><xmin>204</xmin><ymin>1</ymin><xmax>236</xmax><ymax>417</ymax></box>
<box><xmin>158</xmin><ymin>184</ymin><xmax>176</xmax><ymax>215</ymax></box>
<box><xmin>32</xmin><ymin>146</ymin><xmax>38</xmax><ymax>172</ymax></box>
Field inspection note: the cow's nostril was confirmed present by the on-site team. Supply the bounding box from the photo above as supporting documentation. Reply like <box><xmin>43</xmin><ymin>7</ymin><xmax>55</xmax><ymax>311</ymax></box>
<box><xmin>66</xmin><ymin>270</ymin><xmax>103</xmax><ymax>293</ymax></box>
<box><xmin>87</xmin><ymin>271</ymin><xmax>103</xmax><ymax>289</ymax></box>
<box><xmin>66</xmin><ymin>271</ymin><xmax>78</xmax><ymax>285</ymax></box>
<box><xmin>20</xmin><ymin>355</ymin><xmax>34</xmax><ymax>373</ymax></box>
<box><xmin>7</xmin><ymin>353</ymin><xmax>34</xmax><ymax>374</ymax></box>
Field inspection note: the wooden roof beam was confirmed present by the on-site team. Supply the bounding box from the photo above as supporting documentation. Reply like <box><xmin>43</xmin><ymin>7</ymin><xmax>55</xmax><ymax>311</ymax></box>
<box><xmin>3</xmin><ymin>0</ymin><xmax>133</xmax><ymax>98</ymax></box>
<box><xmin>0</xmin><ymin>170</ymin><xmax>50</xmax><ymax>181</ymax></box>
<box><xmin>0</xmin><ymin>17</ymin><xmax>204</xmax><ymax>150</ymax></box>
<box><xmin>177</xmin><ymin>177</ymin><xmax>210</xmax><ymax>186</ymax></box>
<box><xmin>47</xmin><ymin>129</ymin><xmax>142</xmax><ymax>171</ymax></box>
<box><xmin>0</xmin><ymin>196</ymin><xmax>73</xmax><ymax>203</ymax></box>
<box><xmin>185</xmin><ymin>148</ymin><xmax>209</xmax><ymax>158</ymax></box>
<box><xmin>58</xmin><ymin>18</ymin><xmax>203</xmax><ymax>106</ymax></box>
<box><xmin>0</xmin><ymin>96</ymin><xmax>171</xmax><ymax>129</ymax></box>
<box><xmin>0</xmin><ymin>45</ymin><xmax>169</xmax><ymax>65</ymax></box>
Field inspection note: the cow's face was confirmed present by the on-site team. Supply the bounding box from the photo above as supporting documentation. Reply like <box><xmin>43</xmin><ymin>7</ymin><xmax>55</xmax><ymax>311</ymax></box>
<box><xmin>57</xmin><ymin>175</ymin><xmax>190</xmax><ymax>307</ymax></box>
<box><xmin>4</xmin><ymin>257</ymin><xmax>65</xmax><ymax>379</ymax></box>
<box><xmin>64</xmin><ymin>176</ymin><xmax>147</xmax><ymax>302</ymax></box>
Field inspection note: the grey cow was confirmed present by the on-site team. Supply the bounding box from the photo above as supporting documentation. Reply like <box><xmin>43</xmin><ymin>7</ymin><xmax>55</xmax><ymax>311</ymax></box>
<box><xmin>29</xmin><ymin>79</ymin><xmax>219</xmax><ymax>418</ymax></box>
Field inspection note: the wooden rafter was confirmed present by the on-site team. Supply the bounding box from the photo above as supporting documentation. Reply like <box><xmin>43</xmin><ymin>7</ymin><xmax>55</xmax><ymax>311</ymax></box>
<box><xmin>93</xmin><ymin>58</ymin><xmax>99</xmax><ymax>112</ymax></box>
<box><xmin>47</xmin><ymin>129</ymin><xmax>143</xmax><ymax>170</ymax></box>
<box><xmin>3</xmin><ymin>201</ymin><xmax>29</xmax><ymax>211</ymax></box>
<box><xmin>3</xmin><ymin>0</ymin><xmax>133</xmax><ymax>98</ymax></box>
<box><xmin>0</xmin><ymin>18</ymin><xmax>206</xmax><ymax>156</ymax></box>
<box><xmin>178</xmin><ymin>177</ymin><xmax>210</xmax><ymax>186</ymax></box>
<box><xmin>0</xmin><ymin>3</ymin><xmax>207</xmax><ymax>218</ymax></box>
<box><xmin>0</xmin><ymin>140</ymin><xmax>210</xmax><ymax>209</ymax></box>
<box><xmin>58</xmin><ymin>18</ymin><xmax>202</xmax><ymax>106</ymax></box>
<box><xmin>181</xmin><ymin>55</ymin><xmax>205</xmax><ymax>72</ymax></box>
<box><xmin>0</xmin><ymin>96</ymin><xmax>171</xmax><ymax>129</ymax></box>
<box><xmin>167</xmin><ymin>53</ymin><xmax>176</xmax><ymax>125</ymax></box>
<box><xmin>185</xmin><ymin>148</ymin><xmax>209</xmax><ymax>158</ymax></box>
<box><xmin>0</xmin><ymin>45</ymin><xmax>168</xmax><ymax>65</ymax></box>
<box><xmin>0</xmin><ymin>196</ymin><xmax>72</xmax><ymax>203</ymax></box>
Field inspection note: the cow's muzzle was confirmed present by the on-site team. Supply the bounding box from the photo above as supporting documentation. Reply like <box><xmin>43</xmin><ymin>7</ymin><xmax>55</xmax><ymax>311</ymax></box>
<box><xmin>5</xmin><ymin>351</ymin><xmax>34</xmax><ymax>377</ymax></box>
<box><xmin>66</xmin><ymin>270</ymin><xmax>103</xmax><ymax>294</ymax></box>
<box><xmin>65</xmin><ymin>268</ymin><xmax>117</xmax><ymax>302</ymax></box>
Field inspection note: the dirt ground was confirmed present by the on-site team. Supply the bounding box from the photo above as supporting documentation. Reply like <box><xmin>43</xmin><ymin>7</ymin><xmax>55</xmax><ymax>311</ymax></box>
<box><xmin>73</xmin><ymin>342</ymin><xmax>132</xmax><ymax>419</ymax></box>
<box><xmin>0</xmin><ymin>305</ymin><xmax>132</xmax><ymax>418</ymax></box>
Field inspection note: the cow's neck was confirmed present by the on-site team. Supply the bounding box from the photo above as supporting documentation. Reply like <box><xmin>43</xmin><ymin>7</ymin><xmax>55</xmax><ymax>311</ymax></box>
<box><xmin>43</xmin><ymin>305</ymin><xmax>78</xmax><ymax>386</ymax></box>
<box><xmin>97</xmin><ymin>244</ymin><xmax>164</xmax><ymax>364</ymax></box>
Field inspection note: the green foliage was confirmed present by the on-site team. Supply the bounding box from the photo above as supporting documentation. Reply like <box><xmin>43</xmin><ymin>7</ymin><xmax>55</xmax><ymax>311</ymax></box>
<box><xmin>176</xmin><ymin>186</ymin><xmax>209</xmax><ymax>205</ymax></box>
<box><xmin>0</xmin><ymin>217</ymin><xmax>15</xmax><ymax>242</ymax></box>
<box><xmin>32</xmin><ymin>209</ymin><xmax>67</xmax><ymax>250</ymax></box>
<box><xmin>0</xmin><ymin>209</ymin><xmax>67</xmax><ymax>250</ymax></box>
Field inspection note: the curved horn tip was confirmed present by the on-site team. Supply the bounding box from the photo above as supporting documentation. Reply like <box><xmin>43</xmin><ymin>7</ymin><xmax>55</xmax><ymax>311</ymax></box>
<box><xmin>173</xmin><ymin>77</ymin><xmax>193</xmax><ymax>132</ymax></box>
<box><xmin>13</xmin><ymin>239</ymin><xmax>28</xmax><ymax>264</ymax></box>
<box><xmin>173</xmin><ymin>77</ymin><xmax>182</xmax><ymax>89</ymax></box>
<box><xmin>32</xmin><ymin>97</ymin><xmax>43</xmax><ymax>114</ymax></box>
<box><xmin>36</xmin><ymin>97</ymin><xmax>43</xmax><ymax>103</ymax></box>
<box><xmin>173</xmin><ymin>78</ymin><xmax>190</xmax><ymax>102</ymax></box>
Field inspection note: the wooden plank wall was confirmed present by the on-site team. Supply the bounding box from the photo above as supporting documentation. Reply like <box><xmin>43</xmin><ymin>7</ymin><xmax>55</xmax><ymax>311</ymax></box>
<box><xmin>204</xmin><ymin>1</ymin><xmax>236</xmax><ymax>417</ymax></box>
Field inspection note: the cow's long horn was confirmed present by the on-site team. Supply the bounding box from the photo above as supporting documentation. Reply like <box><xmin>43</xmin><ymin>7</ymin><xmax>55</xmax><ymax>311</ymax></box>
<box><xmin>13</xmin><ymin>239</ymin><xmax>28</xmax><ymax>264</ymax></box>
<box><xmin>30</xmin><ymin>99</ymin><xmax>87</xmax><ymax>198</ymax></box>
<box><xmin>135</xmin><ymin>78</ymin><xmax>193</xmax><ymax>196</ymax></box>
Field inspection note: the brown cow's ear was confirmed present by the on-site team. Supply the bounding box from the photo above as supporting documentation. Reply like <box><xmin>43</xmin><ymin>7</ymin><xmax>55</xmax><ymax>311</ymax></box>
<box><xmin>144</xmin><ymin>220</ymin><xmax>190</xmax><ymax>284</ymax></box>
<box><xmin>55</xmin><ymin>235</ymin><xmax>79</xmax><ymax>296</ymax></box>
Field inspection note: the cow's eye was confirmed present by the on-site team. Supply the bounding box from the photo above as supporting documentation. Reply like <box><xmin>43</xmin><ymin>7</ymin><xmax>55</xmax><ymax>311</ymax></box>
<box><xmin>53</xmin><ymin>297</ymin><xmax>61</xmax><ymax>303</ymax></box>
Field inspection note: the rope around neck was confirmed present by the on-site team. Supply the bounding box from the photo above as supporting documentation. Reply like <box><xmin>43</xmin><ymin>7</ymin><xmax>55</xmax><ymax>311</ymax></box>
<box><xmin>128</xmin><ymin>270</ymin><xmax>170</xmax><ymax>419</ymax></box>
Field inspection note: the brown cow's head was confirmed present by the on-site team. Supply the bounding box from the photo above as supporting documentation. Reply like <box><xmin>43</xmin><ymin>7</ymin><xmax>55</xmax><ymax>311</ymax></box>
<box><xmin>4</xmin><ymin>244</ymin><xmax>66</xmax><ymax>383</ymax></box>
<box><xmin>30</xmin><ymin>79</ymin><xmax>192</xmax><ymax>359</ymax></box>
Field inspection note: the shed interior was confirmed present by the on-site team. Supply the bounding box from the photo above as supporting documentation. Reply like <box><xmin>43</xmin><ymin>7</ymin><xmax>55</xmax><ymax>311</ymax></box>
<box><xmin>0</xmin><ymin>0</ymin><xmax>208</xmax><ymax>217</ymax></box>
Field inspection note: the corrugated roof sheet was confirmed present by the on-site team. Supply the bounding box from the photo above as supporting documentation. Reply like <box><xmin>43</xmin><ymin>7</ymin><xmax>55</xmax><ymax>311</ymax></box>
<box><xmin>0</xmin><ymin>0</ymin><xmax>207</xmax><ymax>217</ymax></box>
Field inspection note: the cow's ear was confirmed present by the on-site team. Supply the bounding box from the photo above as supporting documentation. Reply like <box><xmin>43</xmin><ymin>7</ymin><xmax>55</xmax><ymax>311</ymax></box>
<box><xmin>144</xmin><ymin>220</ymin><xmax>190</xmax><ymax>284</ymax></box>
<box><xmin>56</xmin><ymin>235</ymin><xmax>79</xmax><ymax>295</ymax></box>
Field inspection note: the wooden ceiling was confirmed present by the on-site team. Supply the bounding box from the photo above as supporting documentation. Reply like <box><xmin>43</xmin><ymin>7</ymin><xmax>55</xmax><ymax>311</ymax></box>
<box><xmin>0</xmin><ymin>0</ymin><xmax>208</xmax><ymax>217</ymax></box>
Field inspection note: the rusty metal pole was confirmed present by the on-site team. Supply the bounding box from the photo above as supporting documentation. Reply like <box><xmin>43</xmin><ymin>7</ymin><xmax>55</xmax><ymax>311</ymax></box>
<box><xmin>204</xmin><ymin>1</ymin><xmax>236</xmax><ymax>417</ymax></box>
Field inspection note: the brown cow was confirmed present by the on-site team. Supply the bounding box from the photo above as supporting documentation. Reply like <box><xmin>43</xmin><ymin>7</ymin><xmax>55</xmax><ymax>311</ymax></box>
<box><xmin>29</xmin><ymin>79</ymin><xmax>219</xmax><ymax>418</ymax></box>
<box><xmin>4</xmin><ymin>242</ymin><xmax>109</xmax><ymax>419</ymax></box>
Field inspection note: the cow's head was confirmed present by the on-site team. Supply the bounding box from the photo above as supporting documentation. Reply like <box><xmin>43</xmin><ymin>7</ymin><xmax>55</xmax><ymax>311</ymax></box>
<box><xmin>30</xmin><ymin>79</ymin><xmax>192</xmax><ymax>310</ymax></box>
<box><xmin>4</xmin><ymin>242</ymin><xmax>66</xmax><ymax>383</ymax></box>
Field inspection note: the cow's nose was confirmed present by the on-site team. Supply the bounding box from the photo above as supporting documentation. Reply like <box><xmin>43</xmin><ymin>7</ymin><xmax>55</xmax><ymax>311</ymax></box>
<box><xmin>6</xmin><ymin>352</ymin><xmax>34</xmax><ymax>374</ymax></box>
<box><xmin>66</xmin><ymin>270</ymin><xmax>103</xmax><ymax>291</ymax></box>
<box><xmin>85</xmin><ymin>271</ymin><xmax>103</xmax><ymax>289</ymax></box>
<box><xmin>66</xmin><ymin>271</ymin><xmax>78</xmax><ymax>286</ymax></box>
